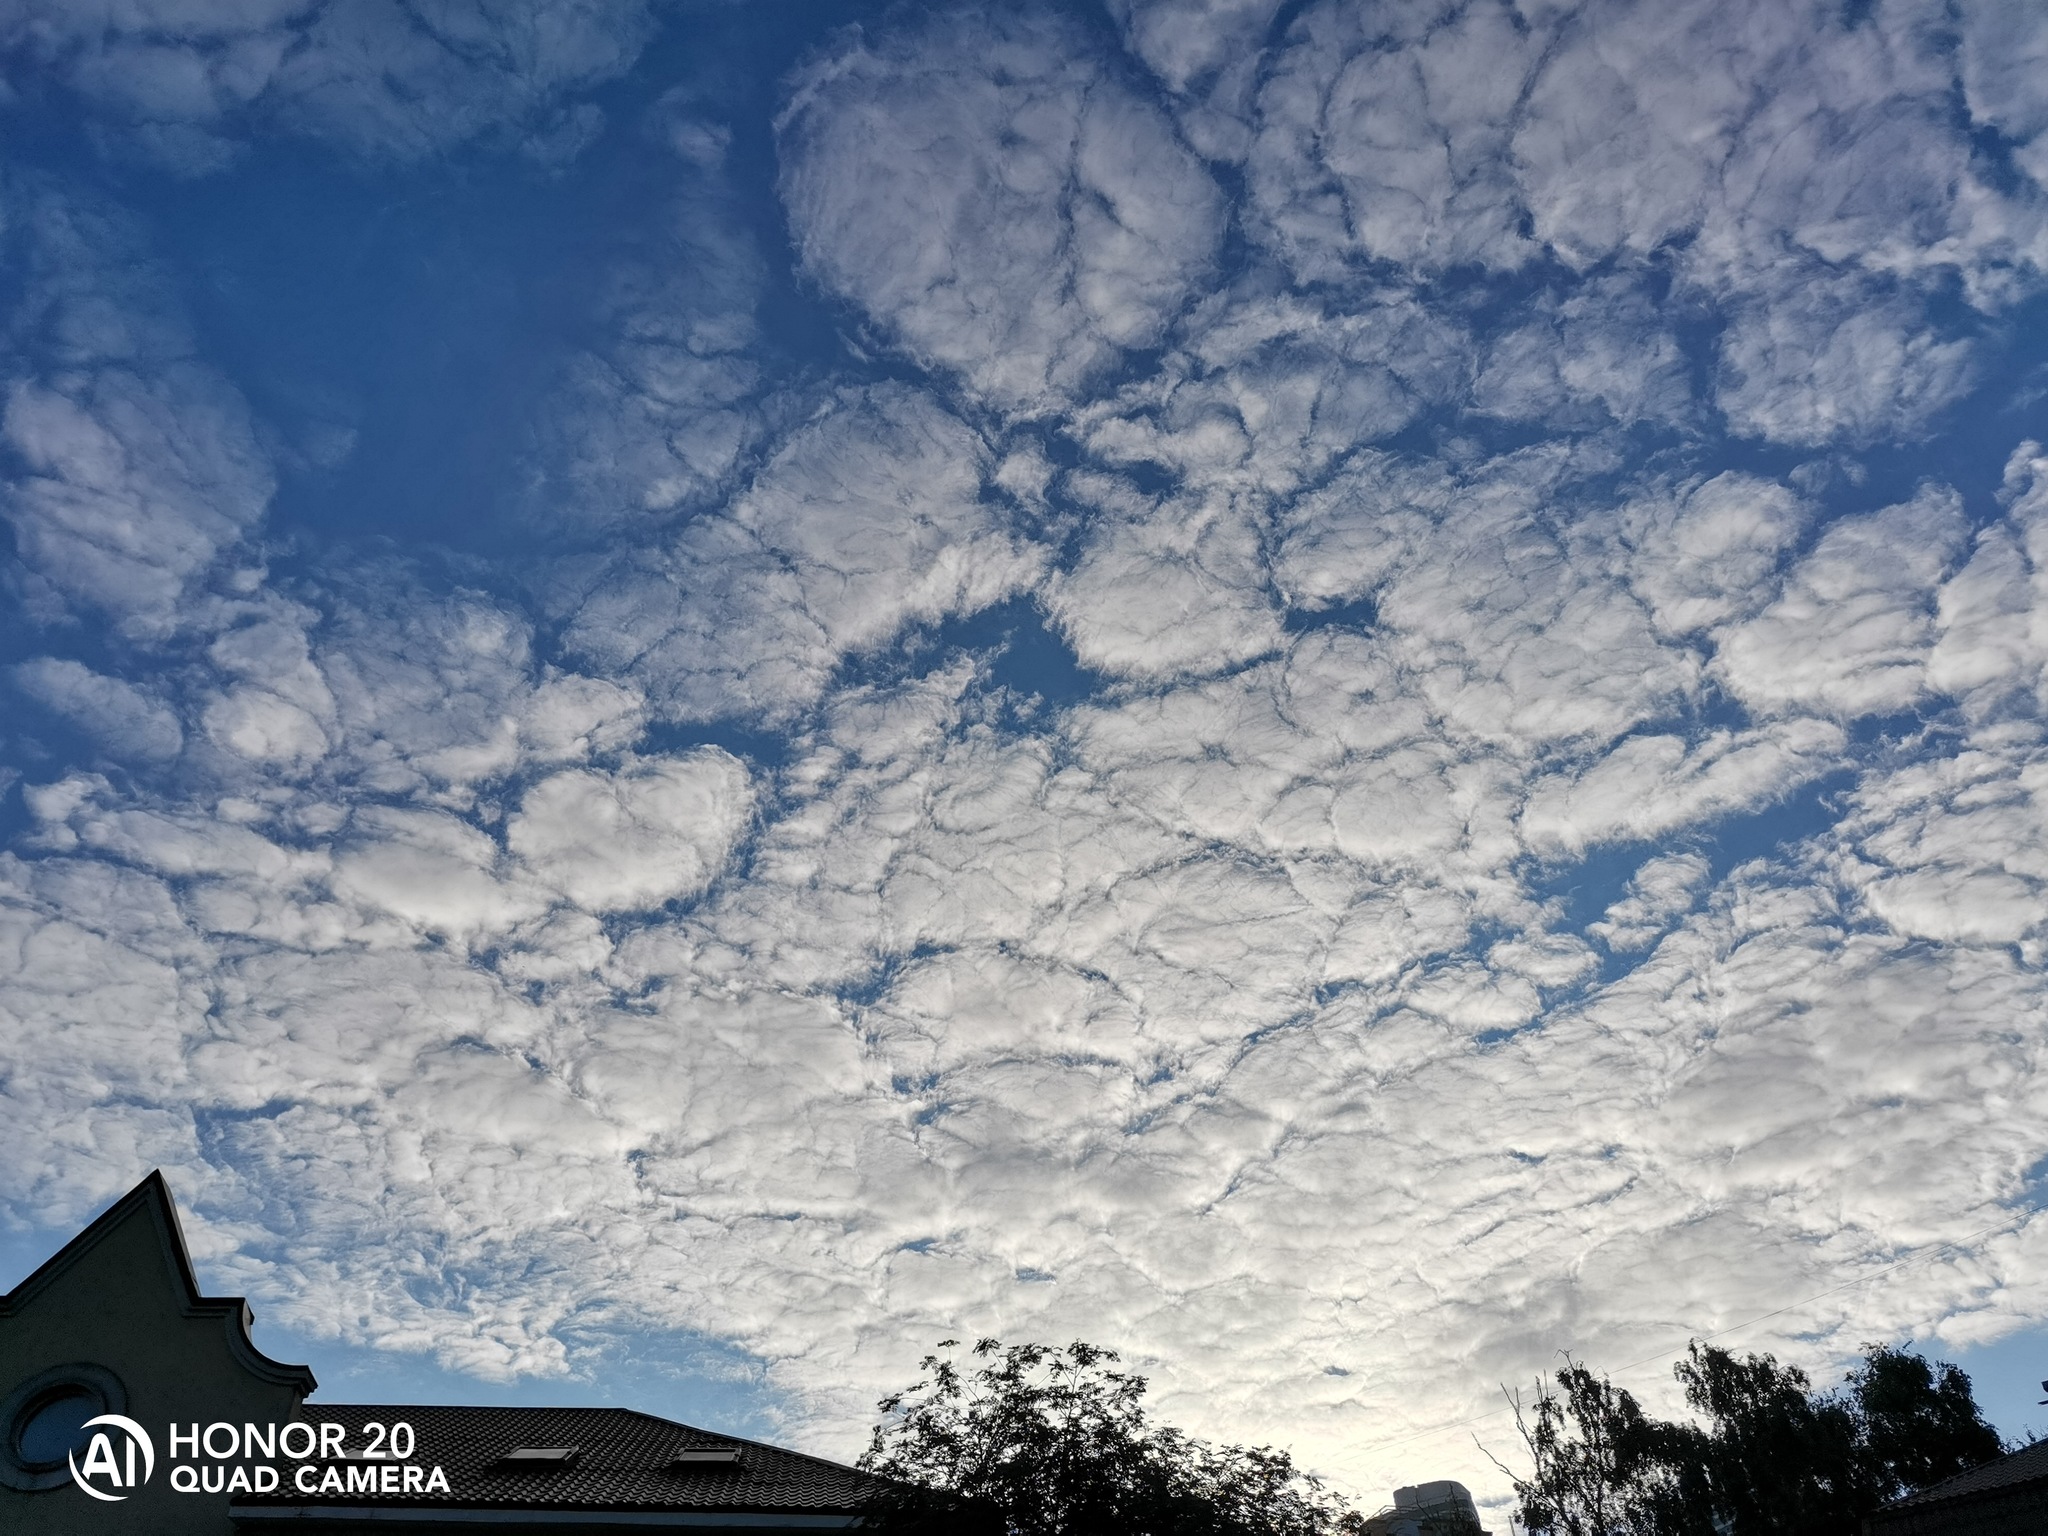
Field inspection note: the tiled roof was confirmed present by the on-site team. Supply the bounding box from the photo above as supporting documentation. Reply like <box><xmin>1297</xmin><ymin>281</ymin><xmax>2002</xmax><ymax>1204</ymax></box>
<box><xmin>231</xmin><ymin>1403</ymin><xmax>879</xmax><ymax>1521</ymax></box>
<box><xmin>1891</xmin><ymin>1438</ymin><xmax>2048</xmax><ymax>1507</ymax></box>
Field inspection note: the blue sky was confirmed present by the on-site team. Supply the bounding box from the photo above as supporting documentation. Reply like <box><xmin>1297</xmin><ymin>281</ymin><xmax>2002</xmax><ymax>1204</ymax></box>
<box><xmin>4</xmin><ymin>0</ymin><xmax>2048</xmax><ymax>1515</ymax></box>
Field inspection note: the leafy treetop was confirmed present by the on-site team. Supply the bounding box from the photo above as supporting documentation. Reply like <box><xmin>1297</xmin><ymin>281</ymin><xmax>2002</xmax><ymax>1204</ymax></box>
<box><xmin>1501</xmin><ymin>1341</ymin><xmax>2006</xmax><ymax>1536</ymax></box>
<box><xmin>859</xmin><ymin>1338</ymin><xmax>1367</xmax><ymax>1536</ymax></box>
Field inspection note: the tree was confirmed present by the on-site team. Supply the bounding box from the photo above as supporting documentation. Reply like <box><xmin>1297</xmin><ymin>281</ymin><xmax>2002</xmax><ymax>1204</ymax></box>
<box><xmin>1503</xmin><ymin>1342</ymin><xmax>2005</xmax><ymax>1536</ymax></box>
<box><xmin>858</xmin><ymin>1338</ymin><xmax>1364</xmax><ymax>1536</ymax></box>
<box><xmin>1849</xmin><ymin>1343</ymin><xmax>2004</xmax><ymax>1504</ymax></box>
<box><xmin>1499</xmin><ymin>1357</ymin><xmax>1714</xmax><ymax>1536</ymax></box>
<box><xmin>1671</xmin><ymin>1342</ymin><xmax>1863</xmax><ymax>1535</ymax></box>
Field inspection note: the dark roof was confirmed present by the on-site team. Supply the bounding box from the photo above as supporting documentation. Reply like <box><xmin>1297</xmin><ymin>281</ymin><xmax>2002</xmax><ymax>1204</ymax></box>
<box><xmin>232</xmin><ymin>1403</ymin><xmax>879</xmax><ymax>1524</ymax></box>
<box><xmin>1891</xmin><ymin>1438</ymin><xmax>2048</xmax><ymax>1508</ymax></box>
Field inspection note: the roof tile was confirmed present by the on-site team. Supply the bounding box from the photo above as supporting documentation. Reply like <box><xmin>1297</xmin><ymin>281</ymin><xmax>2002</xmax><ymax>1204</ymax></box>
<box><xmin>232</xmin><ymin>1404</ymin><xmax>877</xmax><ymax>1515</ymax></box>
<box><xmin>1893</xmin><ymin>1439</ymin><xmax>2048</xmax><ymax>1508</ymax></box>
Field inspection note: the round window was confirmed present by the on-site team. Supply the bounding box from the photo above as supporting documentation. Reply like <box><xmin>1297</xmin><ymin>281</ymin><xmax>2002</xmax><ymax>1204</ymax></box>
<box><xmin>0</xmin><ymin>1364</ymin><xmax>125</xmax><ymax>1493</ymax></box>
<box><xmin>15</xmin><ymin>1387</ymin><xmax>100</xmax><ymax>1469</ymax></box>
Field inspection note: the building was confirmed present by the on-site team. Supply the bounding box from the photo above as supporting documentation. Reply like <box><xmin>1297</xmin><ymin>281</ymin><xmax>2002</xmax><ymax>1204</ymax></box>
<box><xmin>1358</xmin><ymin>1479</ymin><xmax>1491</xmax><ymax>1535</ymax></box>
<box><xmin>1863</xmin><ymin>1438</ymin><xmax>2048</xmax><ymax>1536</ymax></box>
<box><xmin>1</xmin><ymin>1171</ymin><xmax>875</xmax><ymax>1533</ymax></box>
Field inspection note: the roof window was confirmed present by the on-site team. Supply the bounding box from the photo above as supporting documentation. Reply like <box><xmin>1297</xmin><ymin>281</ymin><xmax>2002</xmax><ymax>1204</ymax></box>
<box><xmin>669</xmin><ymin>1448</ymin><xmax>743</xmax><ymax>1468</ymax></box>
<box><xmin>497</xmin><ymin>1447</ymin><xmax>580</xmax><ymax>1467</ymax></box>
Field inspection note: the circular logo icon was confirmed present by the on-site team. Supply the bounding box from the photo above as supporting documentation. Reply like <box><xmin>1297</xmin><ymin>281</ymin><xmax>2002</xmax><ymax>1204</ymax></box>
<box><xmin>67</xmin><ymin>1414</ymin><xmax>155</xmax><ymax>1502</ymax></box>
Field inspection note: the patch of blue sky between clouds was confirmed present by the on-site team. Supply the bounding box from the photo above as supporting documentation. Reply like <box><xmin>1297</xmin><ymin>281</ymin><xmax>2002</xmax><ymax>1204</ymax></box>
<box><xmin>3</xmin><ymin>0</ymin><xmax>2048</xmax><ymax>1522</ymax></box>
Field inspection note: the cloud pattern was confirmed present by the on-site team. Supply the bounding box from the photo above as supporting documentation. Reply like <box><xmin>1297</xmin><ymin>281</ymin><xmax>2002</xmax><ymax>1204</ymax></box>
<box><xmin>0</xmin><ymin>0</ymin><xmax>655</xmax><ymax>171</ymax></box>
<box><xmin>3</xmin><ymin>0</ymin><xmax>2048</xmax><ymax>1517</ymax></box>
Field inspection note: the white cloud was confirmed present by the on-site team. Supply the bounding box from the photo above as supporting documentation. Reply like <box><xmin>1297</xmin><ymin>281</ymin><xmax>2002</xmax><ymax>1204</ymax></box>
<box><xmin>510</xmin><ymin>752</ymin><xmax>753</xmax><ymax>913</ymax></box>
<box><xmin>779</xmin><ymin>8</ymin><xmax>1224</xmax><ymax>409</ymax></box>
<box><xmin>1715</xmin><ymin>488</ymin><xmax>1969</xmax><ymax>718</ymax></box>
<box><xmin>0</xmin><ymin>0</ymin><xmax>656</xmax><ymax>169</ymax></box>
<box><xmin>1106</xmin><ymin>0</ymin><xmax>1285</xmax><ymax>97</ymax></box>
<box><xmin>329</xmin><ymin>807</ymin><xmax>546</xmax><ymax>941</ymax></box>
<box><xmin>9</xmin><ymin>439</ymin><xmax>2032</xmax><ymax>1519</ymax></box>
<box><xmin>1271</xmin><ymin>444</ymin><xmax>1700</xmax><ymax>748</ymax></box>
<box><xmin>201</xmin><ymin>617</ymin><xmax>339</xmax><ymax>771</ymax></box>
<box><xmin>1072</xmin><ymin>287</ymin><xmax>1470</xmax><ymax>502</ymax></box>
<box><xmin>1958</xmin><ymin>0</ymin><xmax>2048</xmax><ymax>190</ymax></box>
<box><xmin>1587</xmin><ymin>852</ymin><xmax>1712</xmax><ymax>952</ymax></box>
<box><xmin>0</xmin><ymin>187</ymin><xmax>274</xmax><ymax>635</ymax></box>
<box><xmin>1513</xmin><ymin>0</ymin><xmax>2047</xmax><ymax>301</ymax></box>
<box><xmin>1270</xmin><ymin>449</ymin><xmax>1451</xmax><ymax>612</ymax></box>
<box><xmin>1829</xmin><ymin>723</ymin><xmax>2048</xmax><ymax>951</ymax></box>
<box><xmin>308</xmin><ymin>586</ymin><xmax>646</xmax><ymax>796</ymax></box>
<box><xmin>2</xmin><ymin>366</ymin><xmax>272</xmax><ymax>634</ymax></box>
<box><xmin>1715</xmin><ymin>273</ymin><xmax>1977</xmax><ymax>445</ymax></box>
<box><xmin>0</xmin><ymin>182</ymin><xmax>293</xmax><ymax>655</ymax></box>
<box><xmin>1520</xmin><ymin>720</ymin><xmax>1845</xmax><ymax>856</ymax></box>
<box><xmin>1249</xmin><ymin>0</ymin><xmax>1538</xmax><ymax>276</ymax></box>
<box><xmin>1046</xmin><ymin>473</ymin><xmax>1281</xmax><ymax>681</ymax></box>
<box><xmin>11</xmin><ymin>658</ymin><xmax>183</xmax><ymax>761</ymax></box>
<box><xmin>1929</xmin><ymin>440</ymin><xmax>2048</xmax><ymax>714</ymax></box>
<box><xmin>564</xmin><ymin>385</ymin><xmax>1043</xmax><ymax>721</ymax></box>
<box><xmin>1471</xmin><ymin>274</ymin><xmax>1693</xmax><ymax>430</ymax></box>
<box><xmin>523</xmin><ymin>142</ymin><xmax>767</xmax><ymax>530</ymax></box>
<box><xmin>1621</xmin><ymin>471</ymin><xmax>1813</xmax><ymax>638</ymax></box>
<box><xmin>1244</xmin><ymin>0</ymin><xmax>2048</xmax><ymax>445</ymax></box>
<box><xmin>68</xmin><ymin>796</ymin><xmax>329</xmax><ymax>889</ymax></box>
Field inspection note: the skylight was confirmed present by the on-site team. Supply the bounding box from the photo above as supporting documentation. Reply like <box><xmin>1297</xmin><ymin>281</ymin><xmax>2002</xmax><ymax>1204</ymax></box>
<box><xmin>669</xmin><ymin>1448</ymin><xmax>743</xmax><ymax>1468</ymax></box>
<box><xmin>497</xmin><ymin>1448</ymin><xmax>580</xmax><ymax>1467</ymax></box>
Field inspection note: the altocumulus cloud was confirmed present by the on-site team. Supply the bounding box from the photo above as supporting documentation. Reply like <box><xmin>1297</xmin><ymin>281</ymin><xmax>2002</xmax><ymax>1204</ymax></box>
<box><xmin>3</xmin><ymin>0</ymin><xmax>2048</xmax><ymax>1517</ymax></box>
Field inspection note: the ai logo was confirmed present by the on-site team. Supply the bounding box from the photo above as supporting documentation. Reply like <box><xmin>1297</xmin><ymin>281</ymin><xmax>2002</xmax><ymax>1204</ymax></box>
<box><xmin>68</xmin><ymin>1415</ymin><xmax>155</xmax><ymax>1502</ymax></box>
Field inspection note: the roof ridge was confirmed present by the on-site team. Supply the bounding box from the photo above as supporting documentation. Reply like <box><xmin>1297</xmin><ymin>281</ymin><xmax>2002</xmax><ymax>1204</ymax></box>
<box><xmin>295</xmin><ymin>1403</ymin><xmax>868</xmax><ymax>1475</ymax></box>
<box><xmin>2</xmin><ymin>1170</ymin><xmax>191</xmax><ymax>1311</ymax></box>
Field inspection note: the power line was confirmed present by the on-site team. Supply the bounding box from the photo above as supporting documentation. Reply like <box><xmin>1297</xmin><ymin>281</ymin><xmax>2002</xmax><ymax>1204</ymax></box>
<box><xmin>1356</xmin><ymin>1208</ymin><xmax>2037</xmax><ymax>1460</ymax></box>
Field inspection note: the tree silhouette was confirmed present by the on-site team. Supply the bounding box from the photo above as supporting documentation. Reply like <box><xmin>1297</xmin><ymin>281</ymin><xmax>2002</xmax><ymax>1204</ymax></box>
<box><xmin>1849</xmin><ymin>1343</ymin><xmax>2004</xmax><ymax>1504</ymax></box>
<box><xmin>859</xmin><ymin>1338</ymin><xmax>1364</xmax><ymax>1536</ymax></box>
<box><xmin>1503</xmin><ymin>1342</ymin><xmax>2006</xmax><ymax>1536</ymax></box>
<box><xmin>1497</xmin><ymin>1358</ymin><xmax>1712</xmax><ymax>1536</ymax></box>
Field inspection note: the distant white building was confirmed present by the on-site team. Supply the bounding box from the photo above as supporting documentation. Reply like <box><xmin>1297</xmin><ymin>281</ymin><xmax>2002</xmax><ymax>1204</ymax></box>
<box><xmin>1359</xmin><ymin>1478</ymin><xmax>1491</xmax><ymax>1536</ymax></box>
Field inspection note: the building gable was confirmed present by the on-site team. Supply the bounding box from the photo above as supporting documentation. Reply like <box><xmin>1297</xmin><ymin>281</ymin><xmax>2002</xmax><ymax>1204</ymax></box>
<box><xmin>1</xmin><ymin>1171</ymin><xmax>316</xmax><ymax>1534</ymax></box>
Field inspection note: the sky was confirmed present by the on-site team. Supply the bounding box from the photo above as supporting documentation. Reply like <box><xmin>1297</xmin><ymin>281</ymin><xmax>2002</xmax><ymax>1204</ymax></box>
<box><xmin>2</xmin><ymin>0</ymin><xmax>2048</xmax><ymax>1518</ymax></box>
